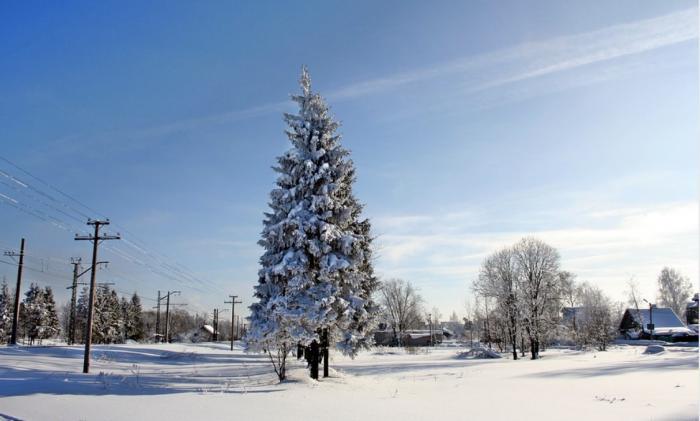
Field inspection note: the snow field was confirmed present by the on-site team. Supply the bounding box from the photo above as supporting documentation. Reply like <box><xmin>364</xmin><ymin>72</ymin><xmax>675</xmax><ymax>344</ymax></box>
<box><xmin>0</xmin><ymin>342</ymin><xmax>697</xmax><ymax>420</ymax></box>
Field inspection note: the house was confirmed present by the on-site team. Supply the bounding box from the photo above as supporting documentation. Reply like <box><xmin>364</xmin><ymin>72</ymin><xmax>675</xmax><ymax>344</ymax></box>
<box><xmin>373</xmin><ymin>329</ymin><xmax>445</xmax><ymax>347</ymax></box>
<box><xmin>619</xmin><ymin>307</ymin><xmax>697</xmax><ymax>342</ymax></box>
<box><xmin>561</xmin><ymin>307</ymin><xmax>586</xmax><ymax>325</ymax></box>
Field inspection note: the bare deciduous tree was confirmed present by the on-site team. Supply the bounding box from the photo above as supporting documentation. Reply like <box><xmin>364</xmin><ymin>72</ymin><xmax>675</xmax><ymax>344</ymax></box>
<box><xmin>513</xmin><ymin>237</ymin><xmax>561</xmax><ymax>360</ymax></box>
<box><xmin>657</xmin><ymin>267</ymin><xmax>693</xmax><ymax>318</ymax></box>
<box><xmin>577</xmin><ymin>283</ymin><xmax>617</xmax><ymax>351</ymax></box>
<box><xmin>474</xmin><ymin>247</ymin><xmax>520</xmax><ymax>360</ymax></box>
<box><xmin>380</xmin><ymin>279</ymin><xmax>424</xmax><ymax>345</ymax></box>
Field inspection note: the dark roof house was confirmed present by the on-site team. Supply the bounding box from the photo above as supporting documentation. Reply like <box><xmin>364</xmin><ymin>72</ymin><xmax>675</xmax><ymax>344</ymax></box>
<box><xmin>619</xmin><ymin>307</ymin><xmax>697</xmax><ymax>341</ymax></box>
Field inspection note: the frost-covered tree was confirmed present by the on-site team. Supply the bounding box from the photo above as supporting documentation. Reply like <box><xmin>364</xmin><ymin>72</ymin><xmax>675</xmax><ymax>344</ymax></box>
<box><xmin>21</xmin><ymin>283</ymin><xmax>45</xmax><ymax>344</ymax></box>
<box><xmin>75</xmin><ymin>286</ymin><xmax>89</xmax><ymax>344</ymax></box>
<box><xmin>0</xmin><ymin>281</ymin><xmax>12</xmax><ymax>344</ymax></box>
<box><xmin>474</xmin><ymin>247</ymin><xmax>520</xmax><ymax>359</ymax></box>
<box><xmin>105</xmin><ymin>288</ymin><xmax>123</xmax><ymax>344</ymax></box>
<box><xmin>91</xmin><ymin>286</ymin><xmax>123</xmax><ymax>344</ymax></box>
<box><xmin>513</xmin><ymin>237</ymin><xmax>560</xmax><ymax>360</ymax></box>
<box><xmin>124</xmin><ymin>293</ymin><xmax>145</xmax><ymax>341</ymax></box>
<box><xmin>577</xmin><ymin>283</ymin><xmax>617</xmax><ymax>351</ymax></box>
<box><xmin>18</xmin><ymin>284</ymin><xmax>60</xmax><ymax>343</ymax></box>
<box><xmin>246</xmin><ymin>67</ymin><xmax>376</xmax><ymax>381</ymax></box>
<box><xmin>339</xmin><ymin>218</ymin><xmax>380</xmax><ymax>355</ymax></box>
<box><xmin>657</xmin><ymin>267</ymin><xmax>693</xmax><ymax>318</ymax></box>
<box><xmin>40</xmin><ymin>287</ymin><xmax>61</xmax><ymax>340</ymax></box>
<box><xmin>380</xmin><ymin>278</ymin><xmax>424</xmax><ymax>345</ymax></box>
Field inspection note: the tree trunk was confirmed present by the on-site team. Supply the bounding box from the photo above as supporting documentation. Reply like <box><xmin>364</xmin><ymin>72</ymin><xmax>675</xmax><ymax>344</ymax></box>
<box><xmin>321</xmin><ymin>329</ymin><xmax>329</xmax><ymax>378</ymax></box>
<box><xmin>530</xmin><ymin>338</ymin><xmax>539</xmax><ymax>360</ymax></box>
<box><xmin>309</xmin><ymin>340</ymin><xmax>319</xmax><ymax>380</ymax></box>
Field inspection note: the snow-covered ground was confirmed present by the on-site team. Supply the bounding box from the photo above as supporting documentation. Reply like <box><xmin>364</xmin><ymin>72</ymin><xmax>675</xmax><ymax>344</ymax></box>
<box><xmin>0</xmin><ymin>342</ymin><xmax>697</xmax><ymax>420</ymax></box>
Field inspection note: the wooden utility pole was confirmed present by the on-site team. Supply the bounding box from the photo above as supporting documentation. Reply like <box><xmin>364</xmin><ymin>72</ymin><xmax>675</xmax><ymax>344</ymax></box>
<box><xmin>4</xmin><ymin>238</ymin><xmax>25</xmax><ymax>345</ymax></box>
<box><xmin>212</xmin><ymin>308</ymin><xmax>228</xmax><ymax>342</ymax></box>
<box><xmin>75</xmin><ymin>219</ymin><xmax>120</xmax><ymax>374</ymax></box>
<box><xmin>213</xmin><ymin>309</ymin><xmax>219</xmax><ymax>341</ymax></box>
<box><xmin>224</xmin><ymin>295</ymin><xmax>242</xmax><ymax>350</ymax></box>
<box><xmin>67</xmin><ymin>258</ymin><xmax>107</xmax><ymax>345</ymax></box>
<box><xmin>68</xmin><ymin>258</ymin><xmax>83</xmax><ymax>345</ymax></box>
<box><xmin>154</xmin><ymin>290</ymin><xmax>161</xmax><ymax>342</ymax></box>
<box><xmin>161</xmin><ymin>290</ymin><xmax>181</xmax><ymax>343</ymax></box>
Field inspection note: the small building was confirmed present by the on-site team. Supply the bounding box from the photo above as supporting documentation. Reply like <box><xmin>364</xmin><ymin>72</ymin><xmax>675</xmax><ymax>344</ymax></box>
<box><xmin>373</xmin><ymin>329</ymin><xmax>444</xmax><ymax>347</ymax></box>
<box><xmin>619</xmin><ymin>307</ymin><xmax>697</xmax><ymax>342</ymax></box>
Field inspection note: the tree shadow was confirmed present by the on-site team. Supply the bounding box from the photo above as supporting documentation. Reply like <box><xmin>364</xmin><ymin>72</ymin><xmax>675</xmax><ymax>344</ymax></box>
<box><xmin>0</xmin><ymin>344</ymin><xmax>285</xmax><ymax>397</ymax></box>
<box><xmin>521</xmin><ymin>354</ymin><xmax>699</xmax><ymax>379</ymax></box>
<box><xmin>333</xmin><ymin>358</ymin><xmax>498</xmax><ymax>377</ymax></box>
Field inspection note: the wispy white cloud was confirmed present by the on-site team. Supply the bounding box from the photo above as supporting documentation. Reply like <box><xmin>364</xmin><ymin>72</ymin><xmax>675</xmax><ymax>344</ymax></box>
<box><xmin>373</xmin><ymin>198</ymin><xmax>698</xmax><ymax>307</ymax></box>
<box><xmin>331</xmin><ymin>8</ymin><xmax>697</xmax><ymax>99</ymax></box>
<box><xmin>53</xmin><ymin>7</ymin><xmax>696</xmax><ymax>152</ymax></box>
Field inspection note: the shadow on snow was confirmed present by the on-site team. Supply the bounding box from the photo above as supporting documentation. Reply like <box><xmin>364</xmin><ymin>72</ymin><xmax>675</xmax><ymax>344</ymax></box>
<box><xmin>0</xmin><ymin>344</ymin><xmax>285</xmax><ymax>397</ymax></box>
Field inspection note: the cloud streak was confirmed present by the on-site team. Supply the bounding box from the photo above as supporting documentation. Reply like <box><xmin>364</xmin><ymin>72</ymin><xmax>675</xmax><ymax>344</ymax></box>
<box><xmin>373</xmin><ymin>199</ymin><xmax>698</xmax><ymax>305</ymax></box>
<box><xmin>330</xmin><ymin>7</ymin><xmax>697</xmax><ymax>99</ymax></box>
<box><xmin>52</xmin><ymin>7</ymin><xmax>696</xmax><ymax>153</ymax></box>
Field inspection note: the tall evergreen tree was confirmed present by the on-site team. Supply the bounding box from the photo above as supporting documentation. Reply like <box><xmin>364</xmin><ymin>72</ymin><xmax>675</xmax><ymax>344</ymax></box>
<box><xmin>246</xmin><ymin>67</ymin><xmax>376</xmax><ymax>380</ymax></box>
<box><xmin>75</xmin><ymin>286</ymin><xmax>89</xmax><ymax>344</ymax></box>
<box><xmin>41</xmin><ymin>287</ymin><xmax>61</xmax><ymax>340</ymax></box>
<box><xmin>127</xmin><ymin>293</ymin><xmax>145</xmax><ymax>341</ymax></box>
<box><xmin>22</xmin><ymin>283</ymin><xmax>45</xmax><ymax>344</ymax></box>
<box><xmin>93</xmin><ymin>287</ymin><xmax>123</xmax><ymax>344</ymax></box>
<box><xmin>0</xmin><ymin>281</ymin><xmax>12</xmax><ymax>344</ymax></box>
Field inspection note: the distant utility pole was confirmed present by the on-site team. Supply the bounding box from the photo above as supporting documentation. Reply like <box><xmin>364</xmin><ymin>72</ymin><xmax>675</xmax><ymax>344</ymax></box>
<box><xmin>212</xmin><ymin>309</ymin><xmax>219</xmax><ymax>341</ymax></box>
<box><xmin>4</xmin><ymin>238</ymin><xmax>25</xmax><ymax>345</ymax></box>
<box><xmin>224</xmin><ymin>295</ymin><xmax>242</xmax><ymax>350</ymax></box>
<box><xmin>161</xmin><ymin>290</ymin><xmax>182</xmax><ymax>343</ymax></box>
<box><xmin>67</xmin><ymin>258</ymin><xmax>108</xmax><ymax>345</ymax></box>
<box><xmin>154</xmin><ymin>290</ymin><xmax>162</xmax><ymax>342</ymax></box>
<box><xmin>212</xmin><ymin>308</ymin><xmax>228</xmax><ymax>342</ymax></box>
<box><xmin>75</xmin><ymin>219</ymin><xmax>120</xmax><ymax>374</ymax></box>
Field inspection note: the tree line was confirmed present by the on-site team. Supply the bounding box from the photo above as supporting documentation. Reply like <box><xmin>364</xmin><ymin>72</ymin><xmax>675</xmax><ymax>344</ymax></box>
<box><xmin>0</xmin><ymin>281</ymin><xmax>146</xmax><ymax>345</ymax></box>
<box><xmin>376</xmin><ymin>238</ymin><xmax>696</xmax><ymax>359</ymax></box>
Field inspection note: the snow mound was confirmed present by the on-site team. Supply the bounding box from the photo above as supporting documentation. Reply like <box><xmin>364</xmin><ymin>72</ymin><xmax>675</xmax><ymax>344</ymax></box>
<box><xmin>643</xmin><ymin>345</ymin><xmax>666</xmax><ymax>355</ymax></box>
<box><xmin>456</xmin><ymin>346</ymin><xmax>502</xmax><ymax>359</ymax></box>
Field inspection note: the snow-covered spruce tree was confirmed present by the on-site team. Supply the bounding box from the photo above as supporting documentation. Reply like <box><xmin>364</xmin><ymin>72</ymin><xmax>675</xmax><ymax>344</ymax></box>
<box><xmin>75</xmin><ymin>286</ymin><xmax>89</xmax><ymax>344</ymax></box>
<box><xmin>0</xmin><ymin>281</ymin><xmax>11</xmax><ymax>344</ymax></box>
<box><xmin>125</xmin><ymin>292</ymin><xmax>145</xmax><ymax>341</ymax></box>
<box><xmin>93</xmin><ymin>286</ymin><xmax>123</xmax><ymax>344</ymax></box>
<box><xmin>40</xmin><ymin>287</ymin><xmax>61</xmax><ymax>341</ymax></box>
<box><xmin>22</xmin><ymin>283</ymin><xmax>45</xmax><ymax>344</ymax></box>
<box><xmin>246</xmin><ymin>67</ymin><xmax>376</xmax><ymax>381</ymax></box>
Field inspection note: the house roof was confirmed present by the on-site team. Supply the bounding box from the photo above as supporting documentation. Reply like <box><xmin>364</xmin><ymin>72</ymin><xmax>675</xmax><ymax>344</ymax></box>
<box><xmin>621</xmin><ymin>307</ymin><xmax>694</xmax><ymax>335</ymax></box>
<box><xmin>625</xmin><ymin>308</ymin><xmax>685</xmax><ymax>328</ymax></box>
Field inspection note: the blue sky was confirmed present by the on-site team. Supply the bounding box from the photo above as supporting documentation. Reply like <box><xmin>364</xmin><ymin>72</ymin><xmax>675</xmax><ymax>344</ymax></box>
<box><xmin>0</xmin><ymin>1</ymin><xmax>697</xmax><ymax>318</ymax></box>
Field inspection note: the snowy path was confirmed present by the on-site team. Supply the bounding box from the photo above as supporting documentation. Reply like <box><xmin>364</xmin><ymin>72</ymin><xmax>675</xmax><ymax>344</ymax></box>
<box><xmin>0</xmin><ymin>343</ymin><xmax>697</xmax><ymax>420</ymax></box>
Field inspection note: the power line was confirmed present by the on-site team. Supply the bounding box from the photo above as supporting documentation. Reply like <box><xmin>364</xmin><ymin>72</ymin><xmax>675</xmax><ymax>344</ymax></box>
<box><xmin>0</xmin><ymin>155</ymin><xmax>100</xmax><ymax>220</ymax></box>
<box><xmin>0</xmin><ymin>157</ymin><xmax>222</xmax><ymax>295</ymax></box>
